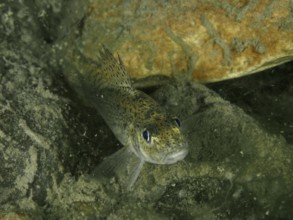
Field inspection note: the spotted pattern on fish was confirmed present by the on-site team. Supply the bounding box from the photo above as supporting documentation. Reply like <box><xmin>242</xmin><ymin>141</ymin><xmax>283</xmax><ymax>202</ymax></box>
<box><xmin>74</xmin><ymin>46</ymin><xmax>188</xmax><ymax>189</ymax></box>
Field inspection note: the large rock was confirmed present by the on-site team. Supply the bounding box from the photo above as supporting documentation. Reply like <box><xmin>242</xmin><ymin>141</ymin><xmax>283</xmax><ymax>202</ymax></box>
<box><xmin>60</xmin><ymin>0</ymin><xmax>293</xmax><ymax>82</ymax></box>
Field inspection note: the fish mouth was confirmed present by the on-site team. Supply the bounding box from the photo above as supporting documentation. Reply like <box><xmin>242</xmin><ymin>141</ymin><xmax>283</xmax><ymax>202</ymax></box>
<box><xmin>163</xmin><ymin>149</ymin><xmax>188</xmax><ymax>164</ymax></box>
<box><xmin>138</xmin><ymin>144</ymin><xmax>188</xmax><ymax>165</ymax></box>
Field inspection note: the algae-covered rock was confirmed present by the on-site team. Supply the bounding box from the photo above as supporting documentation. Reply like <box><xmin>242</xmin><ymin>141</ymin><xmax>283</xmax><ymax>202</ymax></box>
<box><xmin>149</xmin><ymin>81</ymin><xmax>293</xmax><ymax>219</ymax></box>
<box><xmin>42</xmin><ymin>80</ymin><xmax>293</xmax><ymax>219</ymax></box>
<box><xmin>0</xmin><ymin>0</ymin><xmax>69</xmax><ymax>217</ymax></box>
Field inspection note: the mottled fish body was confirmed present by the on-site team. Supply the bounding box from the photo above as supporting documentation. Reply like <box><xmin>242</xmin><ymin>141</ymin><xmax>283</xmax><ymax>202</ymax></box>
<box><xmin>75</xmin><ymin>47</ymin><xmax>188</xmax><ymax>189</ymax></box>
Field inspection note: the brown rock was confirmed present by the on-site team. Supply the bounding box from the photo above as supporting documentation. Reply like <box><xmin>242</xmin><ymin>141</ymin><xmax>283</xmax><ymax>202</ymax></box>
<box><xmin>61</xmin><ymin>0</ymin><xmax>293</xmax><ymax>83</ymax></box>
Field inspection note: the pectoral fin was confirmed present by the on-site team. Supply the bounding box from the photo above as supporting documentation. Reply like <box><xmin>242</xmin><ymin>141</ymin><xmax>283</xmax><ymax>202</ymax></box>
<box><xmin>91</xmin><ymin>147</ymin><xmax>144</xmax><ymax>190</ymax></box>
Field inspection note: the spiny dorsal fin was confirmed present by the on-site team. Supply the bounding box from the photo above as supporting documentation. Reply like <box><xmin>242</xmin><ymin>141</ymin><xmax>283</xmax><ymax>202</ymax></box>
<box><xmin>96</xmin><ymin>46</ymin><xmax>133</xmax><ymax>90</ymax></box>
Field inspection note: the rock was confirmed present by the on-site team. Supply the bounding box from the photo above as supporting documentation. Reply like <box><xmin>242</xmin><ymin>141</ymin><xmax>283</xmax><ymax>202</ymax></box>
<box><xmin>0</xmin><ymin>0</ymin><xmax>68</xmax><ymax>215</ymax></box>
<box><xmin>60</xmin><ymin>0</ymin><xmax>293</xmax><ymax>83</ymax></box>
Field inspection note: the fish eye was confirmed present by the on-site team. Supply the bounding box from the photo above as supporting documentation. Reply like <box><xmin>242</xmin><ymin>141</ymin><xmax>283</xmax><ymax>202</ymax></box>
<box><xmin>142</xmin><ymin>129</ymin><xmax>151</xmax><ymax>143</ymax></box>
<box><xmin>174</xmin><ymin>118</ymin><xmax>181</xmax><ymax>127</ymax></box>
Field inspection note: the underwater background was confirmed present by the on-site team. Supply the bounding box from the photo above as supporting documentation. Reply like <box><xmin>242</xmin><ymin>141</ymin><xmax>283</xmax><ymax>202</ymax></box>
<box><xmin>0</xmin><ymin>0</ymin><xmax>293</xmax><ymax>219</ymax></box>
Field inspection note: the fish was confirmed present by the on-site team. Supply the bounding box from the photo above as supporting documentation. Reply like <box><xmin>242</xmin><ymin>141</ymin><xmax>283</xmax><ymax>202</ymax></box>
<box><xmin>74</xmin><ymin>46</ymin><xmax>188</xmax><ymax>190</ymax></box>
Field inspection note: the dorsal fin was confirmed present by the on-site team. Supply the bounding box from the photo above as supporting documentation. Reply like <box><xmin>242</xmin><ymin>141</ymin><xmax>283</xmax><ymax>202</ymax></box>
<box><xmin>96</xmin><ymin>46</ymin><xmax>133</xmax><ymax>89</ymax></box>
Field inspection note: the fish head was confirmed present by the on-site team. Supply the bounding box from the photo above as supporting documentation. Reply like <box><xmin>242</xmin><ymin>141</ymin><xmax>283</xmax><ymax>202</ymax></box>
<box><xmin>135</xmin><ymin>116</ymin><xmax>188</xmax><ymax>165</ymax></box>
